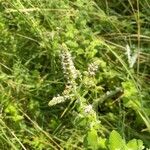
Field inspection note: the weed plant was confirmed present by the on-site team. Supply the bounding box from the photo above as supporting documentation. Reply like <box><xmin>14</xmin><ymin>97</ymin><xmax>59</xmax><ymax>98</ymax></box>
<box><xmin>0</xmin><ymin>0</ymin><xmax>150</xmax><ymax>149</ymax></box>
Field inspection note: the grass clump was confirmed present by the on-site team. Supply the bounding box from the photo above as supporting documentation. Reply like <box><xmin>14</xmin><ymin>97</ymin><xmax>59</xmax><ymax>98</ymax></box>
<box><xmin>0</xmin><ymin>0</ymin><xmax>150</xmax><ymax>149</ymax></box>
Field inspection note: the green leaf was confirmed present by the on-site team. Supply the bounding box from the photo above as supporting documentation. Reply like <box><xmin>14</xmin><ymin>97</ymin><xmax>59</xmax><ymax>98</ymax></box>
<box><xmin>126</xmin><ymin>139</ymin><xmax>144</xmax><ymax>150</ymax></box>
<box><xmin>108</xmin><ymin>130</ymin><xmax>125</xmax><ymax>150</ymax></box>
<box><xmin>98</xmin><ymin>137</ymin><xmax>107</xmax><ymax>150</ymax></box>
<box><xmin>122</xmin><ymin>81</ymin><xmax>141</xmax><ymax>109</ymax></box>
<box><xmin>84</xmin><ymin>128</ymin><xmax>98</xmax><ymax>150</ymax></box>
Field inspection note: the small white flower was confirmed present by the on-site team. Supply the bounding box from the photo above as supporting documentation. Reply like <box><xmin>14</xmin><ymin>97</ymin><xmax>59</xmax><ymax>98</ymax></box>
<box><xmin>126</xmin><ymin>45</ymin><xmax>138</xmax><ymax>68</ymax></box>
<box><xmin>84</xmin><ymin>105</ymin><xmax>93</xmax><ymax>113</ymax></box>
<box><xmin>88</xmin><ymin>62</ymin><xmax>99</xmax><ymax>76</ymax></box>
<box><xmin>106</xmin><ymin>91</ymin><xmax>111</xmax><ymax>95</ymax></box>
<box><xmin>48</xmin><ymin>95</ymin><xmax>65</xmax><ymax>106</ymax></box>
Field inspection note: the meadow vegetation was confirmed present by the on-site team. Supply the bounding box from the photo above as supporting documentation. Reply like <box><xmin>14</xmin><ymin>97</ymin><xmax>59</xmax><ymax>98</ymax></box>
<box><xmin>0</xmin><ymin>0</ymin><xmax>150</xmax><ymax>149</ymax></box>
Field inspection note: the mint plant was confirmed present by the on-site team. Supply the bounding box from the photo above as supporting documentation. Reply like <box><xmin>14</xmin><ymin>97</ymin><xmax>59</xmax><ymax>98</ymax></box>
<box><xmin>0</xmin><ymin>0</ymin><xmax>150</xmax><ymax>149</ymax></box>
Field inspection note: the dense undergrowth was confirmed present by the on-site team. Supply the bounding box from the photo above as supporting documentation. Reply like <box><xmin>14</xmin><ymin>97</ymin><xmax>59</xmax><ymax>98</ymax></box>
<box><xmin>0</xmin><ymin>0</ymin><xmax>150</xmax><ymax>149</ymax></box>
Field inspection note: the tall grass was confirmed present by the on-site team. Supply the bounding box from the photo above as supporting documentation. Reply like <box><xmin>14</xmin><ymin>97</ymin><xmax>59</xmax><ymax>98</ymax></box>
<box><xmin>0</xmin><ymin>0</ymin><xmax>150</xmax><ymax>149</ymax></box>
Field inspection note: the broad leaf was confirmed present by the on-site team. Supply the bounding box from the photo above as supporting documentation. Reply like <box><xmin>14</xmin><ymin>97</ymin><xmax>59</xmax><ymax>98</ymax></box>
<box><xmin>84</xmin><ymin>128</ymin><xmax>99</xmax><ymax>150</ymax></box>
<box><xmin>126</xmin><ymin>139</ymin><xmax>144</xmax><ymax>150</ymax></box>
<box><xmin>108</xmin><ymin>130</ymin><xmax>125</xmax><ymax>150</ymax></box>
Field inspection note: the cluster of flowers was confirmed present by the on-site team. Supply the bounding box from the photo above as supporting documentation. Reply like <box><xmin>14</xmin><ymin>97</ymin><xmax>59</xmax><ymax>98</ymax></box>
<box><xmin>49</xmin><ymin>45</ymin><xmax>78</xmax><ymax>106</ymax></box>
<box><xmin>48</xmin><ymin>94</ymin><xmax>72</xmax><ymax>106</ymax></box>
<box><xmin>88</xmin><ymin>61</ymin><xmax>99</xmax><ymax>76</ymax></box>
<box><xmin>60</xmin><ymin>48</ymin><xmax>78</xmax><ymax>85</ymax></box>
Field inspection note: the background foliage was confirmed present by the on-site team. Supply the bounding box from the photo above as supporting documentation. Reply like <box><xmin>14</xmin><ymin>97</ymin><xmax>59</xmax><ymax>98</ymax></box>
<box><xmin>0</xmin><ymin>0</ymin><xmax>150</xmax><ymax>149</ymax></box>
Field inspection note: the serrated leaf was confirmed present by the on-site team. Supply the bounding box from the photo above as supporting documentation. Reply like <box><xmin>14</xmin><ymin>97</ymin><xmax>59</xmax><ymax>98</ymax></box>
<box><xmin>98</xmin><ymin>137</ymin><xmax>107</xmax><ymax>150</ymax></box>
<box><xmin>126</xmin><ymin>139</ymin><xmax>144</xmax><ymax>150</ymax></box>
<box><xmin>84</xmin><ymin>128</ymin><xmax>98</xmax><ymax>150</ymax></box>
<box><xmin>108</xmin><ymin>130</ymin><xmax>125</xmax><ymax>150</ymax></box>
